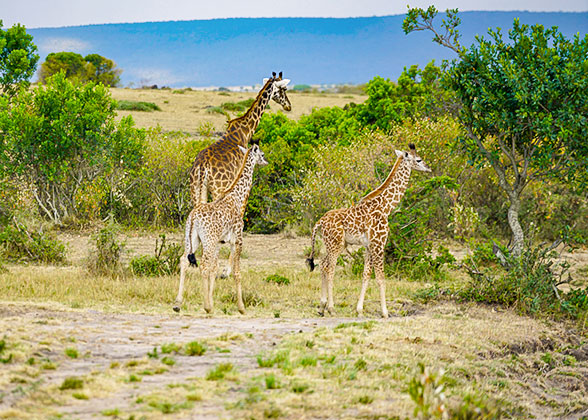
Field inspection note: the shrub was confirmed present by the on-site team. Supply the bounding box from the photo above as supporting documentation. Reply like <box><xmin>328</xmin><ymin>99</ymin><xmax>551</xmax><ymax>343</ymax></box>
<box><xmin>185</xmin><ymin>341</ymin><xmax>206</xmax><ymax>356</ymax></box>
<box><xmin>206</xmin><ymin>363</ymin><xmax>234</xmax><ymax>380</ymax></box>
<box><xmin>0</xmin><ymin>220</ymin><xmax>65</xmax><ymax>264</ymax></box>
<box><xmin>115</xmin><ymin>100</ymin><xmax>160</xmax><ymax>111</ymax></box>
<box><xmin>59</xmin><ymin>377</ymin><xmax>84</xmax><ymax>390</ymax></box>
<box><xmin>88</xmin><ymin>222</ymin><xmax>125</xmax><ymax>276</ymax></box>
<box><xmin>130</xmin><ymin>234</ymin><xmax>182</xmax><ymax>277</ymax></box>
<box><xmin>460</xmin><ymin>238</ymin><xmax>587</xmax><ymax>319</ymax></box>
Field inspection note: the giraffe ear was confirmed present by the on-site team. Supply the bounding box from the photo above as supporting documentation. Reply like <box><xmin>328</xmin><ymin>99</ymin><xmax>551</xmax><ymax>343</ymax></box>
<box><xmin>263</xmin><ymin>78</ymin><xmax>269</xmax><ymax>84</ymax></box>
<box><xmin>395</xmin><ymin>149</ymin><xmax>404</xmax><ymax>158</ymax></box>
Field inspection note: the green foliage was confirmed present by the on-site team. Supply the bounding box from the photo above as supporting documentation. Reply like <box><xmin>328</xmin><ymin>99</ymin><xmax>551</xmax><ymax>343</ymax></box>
<box><xmin>184</xmin><ymin>341</ymin><xmax>206</xmax><ymax>356</ymax></box>
<box><xmin>206</xmin><ymin>362</ymin><xmax>234</xmax><ymax>380</ymax></box>
<box><xmin>0</xmin><ymin>220</ymin><xmax>65</xmax><ymax>263</ymax></box>
<box><xmin>39</xmin><ymin>52</ymin><xmax>121</xmax><ymax>86</ymax></box>
<box><xmin>88</xmin><ymin>222</ymin><xmax>125</xmax><ymax>277</ymax></box>
<box><xmin>64</xmin><ymin>348</ymin><xmax>78</xmax><ymax>358</ymax></box>
<box><xmin>460</xmin><ymin>239</ymin><xmax>587</xmax><ymax>319</ymax></box>
<box><xmin>130</xmin><ymin>234</ymin><xmax>182</xmax><ymax>277</ymax></box>
<box><xmin>221</xmin><ymin>98</ymin><xmax>255</xmax><ymax>113</ymax></box>
<box><xmin>0</xmin><ymin>72</ymin><xmax>146</xmax><ymax>225</ymax></box>
<box><xmin>292</xmin><ymin>84</ymin><xmax>311</xmax><ymax>92</ymax></box>
<box><xmin>263</xmin><ymin>274</ymin><xmax>290</xmax><ymax>285</ymax></box>
<box><xmin>115</xmin><ymin>100</ymin><xmax>160</xmax><ymax>111</ymax></box>
<box><xmin>59</xmin><ymin>377</ymin><xmax>84</xmax><ymax>390</ymax></box>
<box><xmin>0</xmin><ymin>21</ymin><xmax>39</xmax><ymax>97</ymax></box>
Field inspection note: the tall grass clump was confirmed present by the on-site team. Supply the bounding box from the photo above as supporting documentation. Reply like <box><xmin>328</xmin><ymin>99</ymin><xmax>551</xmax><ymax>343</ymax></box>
<box><xmin>130</xmin><ymin>234</ymin><xmax>182</xmax><ymax>276</ymax></box>
<box><xmin>88</xmin><ymin>222</ymin><xmax>125</xmax><ymax>277</ymax></box>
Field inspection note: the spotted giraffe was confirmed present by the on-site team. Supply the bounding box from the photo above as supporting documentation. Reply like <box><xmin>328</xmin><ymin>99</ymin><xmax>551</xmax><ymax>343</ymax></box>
<box><xmin>306</xmin><ymin>144</ymin><xmax>431</xmax><ymax>318</ymax></box>
<box><xmin>189</xmin><ymin>72</ymin><xmax>291</xmax><ymax>205</ymax></box>
<box><xmin>173</xmin><ymin>144</ymin><xmax>268</xmax><ymax>314</ymax></box>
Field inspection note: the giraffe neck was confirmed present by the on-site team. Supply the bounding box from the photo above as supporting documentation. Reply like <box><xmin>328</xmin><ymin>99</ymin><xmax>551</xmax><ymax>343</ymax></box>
<box><xmin>223</xmin><ymin>150</ymin><xmax>257</xmax><ymax>211</ymax></box>
<box><xmin>226</xmin><ymin>80</ymin><xmax>274</xmax><ymax>147</ymax></box>
<box><xmin>360</xmin><ymin>157</ymin><xmax>412</xmax><ymax>215</ymax></box>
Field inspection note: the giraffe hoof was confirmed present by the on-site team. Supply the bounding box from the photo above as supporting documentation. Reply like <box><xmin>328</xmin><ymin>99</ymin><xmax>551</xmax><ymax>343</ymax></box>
<box><xmin>318</xmin><ymin>309</ymin><xmax>325</xmax><ymax>317</ymax></box>
<box><xmin>173</xmin><ymin>306</ymin><xmax>181</xmax><ymax>313</ymax></box>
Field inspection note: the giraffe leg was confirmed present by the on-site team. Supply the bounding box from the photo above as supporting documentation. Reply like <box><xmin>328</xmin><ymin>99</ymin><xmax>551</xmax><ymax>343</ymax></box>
<box><xmin>232</xmin><ymin>235</ymin><xmax>245</xmax><ymax>314</ymax></box>
<box><xmin>356</xmin><ymin>247</ymin><xmax>372</xmax><ymax>317</ymax></box>
<box><xmin>371</xmin><ymin>242</ymin><xmax>388</xmax><ymax>319</ymax></box>
<box><xmin>207</xmin><ymin>252</ymin><xmax>218</xmax><ymax>313</ymax></box>
<box><xmin>173</xmin><ymin>253</ymin><xmax>189</xmax><ymax>312</ymax></box>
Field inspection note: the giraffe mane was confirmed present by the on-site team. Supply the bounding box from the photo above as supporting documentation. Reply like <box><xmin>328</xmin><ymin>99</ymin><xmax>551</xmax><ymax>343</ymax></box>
<box><xmin>225</xmin><ymin>77</ymin><xmax>274</xmax><ymax>131</ymax></box>
<box><xmin>359</xmin><ymin>155</ymin><xmax>403</xmax><ymax>203</ymax></box>
<box><xmin>217</xmin><ymin>148</ymin><xmax>251</xmax><ymax>199</ymax></box>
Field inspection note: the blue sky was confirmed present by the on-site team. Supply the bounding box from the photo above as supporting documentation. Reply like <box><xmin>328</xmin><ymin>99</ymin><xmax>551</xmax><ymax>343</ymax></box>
<box><xmin>3</xmin><ymin>0</ymin><xmax>588</xmax><ymax>28</ymax></box>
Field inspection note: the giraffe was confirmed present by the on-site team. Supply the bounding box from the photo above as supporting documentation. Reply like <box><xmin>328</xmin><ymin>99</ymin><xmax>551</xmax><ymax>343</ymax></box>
<box><xmin>189</xmin><ymin>72</ymin><xmax>291</xmax><ymax>206</ymax></box>
<box><xmin>306</xmin><ymin>144</ymin><xmax>431</xmax><ymax>318</ymax></box>
<box><xmin>173</xmin><ymin>144</ymin><xmax>268</xmax><ymax>314</ymax></box>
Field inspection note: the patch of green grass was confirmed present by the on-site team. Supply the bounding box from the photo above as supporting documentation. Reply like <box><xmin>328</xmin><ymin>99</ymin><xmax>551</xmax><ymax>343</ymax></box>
<box><xmin>101</xmin><ymin>408</ymin><xmax>121</xmax><ymax>416</ymax></box>
<box><xmin>116</xmin><ymin>100</ymin><xmax>161</xmax><ymax>112</ymax></box>
<box><xmin>72</xmin><ymin>392</ymin><xmax>89</xmax><ymax>400</ymax></box>
<box><xmin>354</xmin><ymin>358</ymin><xmax>368</xmax><ymax>371</ymax></box>
<box><xmin>148</xmin><ymin>400</ymin><xmax>193</xmax><ymax>414</ymax></box>
<box><xmin>161</xmin><ymin>342</ymin><xmax>182</xmax><ymax>354</ymax></box>
<box><xmin>161</xmin><ymin>356</ymin><xmax>175</xmax><ymax>366</ymax></box>
<box><xmin>147</xmin><ymin>347</ymin><xmax>159</xmax><ymax>359</ymax></box>
<box><xmin>59</xmin><ymin>377</ymin><xmax>83</xmax><ymax>390</ymax></box>
<box><xmin>265</xmin><ymin>374</ymin><xmax>279</xmax><ymax>389</ymax></box>
<box><xmin>185</xmin><ymin>341</ymin><xmax>206</xmax><ymax>356</ymax></box>
<box><xmin>128</xmin><ymin>374</ymin><xmax>142</xmax><ymax>382</ymax></box>
<box><xmin>264</xmin><ymin>274</ymin><xmax>290</xmax><ymax>285</ymax></box>
<box><xmin>64</xmin><ymin>347</ymin><xmax>78</xmax><ymax>358</ymax></box>
<box><xmin>291</xmin><ymin>382</ymin><xmax>311</xmax><ymax>393</ymax></box>
<box><xmin>358</xmin><ymin>395</ymin><xmax>374</xmax><ymax>404</ymax></box>
<box><xmin>299</xmin><ymin>355</ymin><xmax>317</xmax><ymax>367</ymax></box>
<box><xmin>206</xmin><ymin>362</ymin><xmax>234</xmax><ymax>381</ymax></box>
<box><xmin>334</xmin><ymin>321</ymin><xmax>376</xmax><ymax>331</ymax></box>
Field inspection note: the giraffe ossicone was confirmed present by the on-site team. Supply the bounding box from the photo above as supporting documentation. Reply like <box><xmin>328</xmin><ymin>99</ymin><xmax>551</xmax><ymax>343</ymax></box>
<box><xmin>306</xmin><ymin>143</ymin><xmax>431</xmax><ymax>318</ymax></box>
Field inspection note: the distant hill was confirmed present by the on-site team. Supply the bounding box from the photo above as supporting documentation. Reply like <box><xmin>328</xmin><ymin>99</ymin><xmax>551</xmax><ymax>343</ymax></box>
<box><xmin>28</xmin><ymin>12</ymin><xmax>587</xmax><ymax>88</ymax></box>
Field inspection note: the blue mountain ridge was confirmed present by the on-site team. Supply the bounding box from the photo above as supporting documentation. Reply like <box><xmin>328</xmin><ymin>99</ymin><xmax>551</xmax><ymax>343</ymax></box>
<box><xmin>27</xmin><ymin>12</ymin><xmax>588</xmax><ymax>88</ymax></box>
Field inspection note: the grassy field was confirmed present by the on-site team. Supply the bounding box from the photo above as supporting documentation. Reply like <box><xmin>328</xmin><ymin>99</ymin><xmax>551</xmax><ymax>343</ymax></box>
<box><xmin>110</xmin><ymin>87</ymin><xmax>367</xmax><ymax>135</ymax></box>
<box><xmin>1</xmin><ymin>88</ymin><xmax>587</xmax><ymax>419</ymax></box>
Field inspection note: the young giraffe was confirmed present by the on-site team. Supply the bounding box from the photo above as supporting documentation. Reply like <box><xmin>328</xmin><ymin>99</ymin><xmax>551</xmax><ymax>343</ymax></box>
<box><xmin>173</xmin><ymin>144</ymin><xmax>268</xmax><ymax>314</ymax></box>
<box><xmin>306</xmin><ymin>144</ymin><xmax>431</xmax><ymax>318</ymax></box>
<box><xmin>189</xmin><ymin>72</ymin><xmax>291</xmax><ymax>205</ymax></box>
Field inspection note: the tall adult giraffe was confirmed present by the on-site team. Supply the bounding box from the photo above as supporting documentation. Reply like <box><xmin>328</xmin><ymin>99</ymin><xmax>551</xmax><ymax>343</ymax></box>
<box><xmin>189</xmin><ymin>72</ymin><xmax>291</xmax><ymax>205</ymax></box>
<box><xmin>306</xmin><ymin>144</ymin><xmax>431</xmax><ymax>318</ymax></box>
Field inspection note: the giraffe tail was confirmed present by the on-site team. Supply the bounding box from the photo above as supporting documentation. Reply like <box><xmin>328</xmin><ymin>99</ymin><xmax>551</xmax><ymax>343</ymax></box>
<box><xmin>185</xmin><ymin>211</ymin><xmax>198</xmax><ymax>267</ymax></box>
<box><xmin>306</xmin><ymin>221</ymin><xmax>320</xmax><ymax>272</ymax></box>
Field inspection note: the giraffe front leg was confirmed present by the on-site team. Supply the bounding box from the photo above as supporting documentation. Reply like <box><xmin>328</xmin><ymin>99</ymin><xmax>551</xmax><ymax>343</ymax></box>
<box><xmin>356</xmin><ymin>247</ymin><xmax>372</xmax><ymax>317</ymax></box>
<box><xmin>173</xmin><ymin>254</ymin><xmax>190</xmax><ymax>312</ymax></box>
<box><xmin>371</xmin><ymin>244</ymin><xmax>388</xmax><ymax>319</ymax></box>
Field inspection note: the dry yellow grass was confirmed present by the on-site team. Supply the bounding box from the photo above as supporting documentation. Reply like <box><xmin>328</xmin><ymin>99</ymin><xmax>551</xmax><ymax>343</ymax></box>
<box><xmin>110</xmin><ymin>87</ymin><xmax>366</xmax><ymax>134</ymax></box>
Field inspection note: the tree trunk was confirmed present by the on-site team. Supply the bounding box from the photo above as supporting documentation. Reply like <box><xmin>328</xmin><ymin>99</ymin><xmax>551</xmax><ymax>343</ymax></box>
<box><xmin>507</xmin><ymin>193</ymin><xmax>524</xmax><ymax>258</ymax></box>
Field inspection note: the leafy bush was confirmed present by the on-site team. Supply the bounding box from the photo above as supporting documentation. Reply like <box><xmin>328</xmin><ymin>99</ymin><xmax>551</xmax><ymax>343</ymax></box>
<box><xmin>0</xmin><ymin>220</ymin><xmax>65</xmax><ymax>263</ymax></box>
<box><xmin>115</xmin><ymin>100</ymin><xmax>160</xmax><ymax>112</ymax></box>
<box><xmin>130</xmin><ymin>234</ymin><xmax>182</xmax><ymax>277</ymax></box>
<box><xmin>88</xmin><ymin>222</ymin><xmax>125</xmax><ymax>276</ymax></box>
<box><xmin>0</xmin><ymin>72</ymin><xmax>146</xmax><ymax>225</ymax></box>
<box><xmin>460</xmin><ymin>239</ymin><xmax>587</xmax><ymax>319</ymax></box>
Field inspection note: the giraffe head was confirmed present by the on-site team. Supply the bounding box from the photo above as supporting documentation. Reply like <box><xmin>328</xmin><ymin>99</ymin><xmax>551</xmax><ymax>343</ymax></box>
<box><xmin>263</xmin><ymin>71</ymin><xmax>292</xmax><ymax>111</ymax></box>
<box><xmin>395</xmin><ymin>144</ymin><xmax>431</xmax><ymax>172</ymax></box>
<box><xmin>238</xmin><ymin>144</ymin><xmax>269</xmax><ymax>167</ymax></box>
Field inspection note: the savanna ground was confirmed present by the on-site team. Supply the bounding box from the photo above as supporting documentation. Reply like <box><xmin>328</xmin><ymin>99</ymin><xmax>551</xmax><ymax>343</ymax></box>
<box><xmin>1</xmin><ymin>88</ymin><xmax>588</xmax><ymax>420</ymax></box>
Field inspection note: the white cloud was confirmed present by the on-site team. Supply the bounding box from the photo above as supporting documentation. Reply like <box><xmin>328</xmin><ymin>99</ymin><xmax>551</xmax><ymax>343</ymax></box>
<box><xmin>128</xmin><ymin>68</ymin><xmax>185</xmax><ymax>87</ymax></box>
<box><xmin>39</xmin><ymin>37</ymin><xmax>90</xmax><ymax>53</ymax></box>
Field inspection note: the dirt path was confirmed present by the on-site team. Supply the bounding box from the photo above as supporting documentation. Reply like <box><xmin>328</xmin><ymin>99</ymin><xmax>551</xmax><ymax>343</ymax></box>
<box><xmin>0</xmin><ymin>303</ymin><xmax>354</xmax><ymax>419</ymax></box>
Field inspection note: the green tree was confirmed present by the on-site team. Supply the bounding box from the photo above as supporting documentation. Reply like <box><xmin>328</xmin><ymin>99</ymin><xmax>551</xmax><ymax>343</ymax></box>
<box><xmin>0</xmin><ymin>72</ymin><xmax>145</xmax><ymax>224</ymax></box>
<box><xmin>84</xmin><ymin>53</ymin><xmax>121</xmax><ymax>87</ymax></box>
<box><xmin>404</xmin><ymin>8</ymin><xmax>588</xmax><ymax>256</ymax></box>
<box><xmin>0</xmin><ymin>20</ymin><xmax>39</xmax><ymax>97</ymax></box>
<box><xmin>38</xmin><ymin>52</ymin><xmax>88</xmax><ymax>83</ymax></box>
<box><xmin>39</xmin><ymin>52</ymin><xmax>122</xmax><ymax>87</ymax></box>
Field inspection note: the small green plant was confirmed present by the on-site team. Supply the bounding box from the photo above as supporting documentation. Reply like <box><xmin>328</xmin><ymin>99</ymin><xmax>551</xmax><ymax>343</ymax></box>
<box><xmin>185</xmin><ymin>341</ymin><xmax>206</xmax><ymax>356</ymax></box>
<box><xmin>161</xmin><ymin>357</ymin><xmax>176</xmax><ymax>366</ymax></box>
<box><xmin>64</xmin><ymin>347</ymin><xmax>78</xmax><ymax>358</ymax></box>
<box><xmin>291</xmin><ymin>382</ymin><xmax>310</xmax><ymax>393</ymax></box>
<box><xmin>407</xmin><ymin>363</ymin><xmax>447</xmax><ymax>419</ymax></box>
<box><xmin>358</xmin><ymin>395</ymin><xmax>374</xmax><ymax>404</ymax></box>
<box><xmin>101</xmin><ymin>408</ymin><xmax>121</xmax><ymax>416</ymax></box>
<box><xmin>161</xmin><ymin>342</ymin><xmax>182</xmax><ymax>354</ymax></box>
<box><xmin>130</xmin><ymin>234</ymin><xmax>182</xmax><ymax>277</ymax></box>
<box><xmin>354</xmin><ymin>358</ymin><xmax>367</xmax><ymax>371</ymax></box>
<box><xmin>59</xmin><ymin>377</ymin><xmax>84</xmax><ymax>390</ymax></box>
<box><xmin>265</xmin><ymin>374</ymin><xmax>279</xmax><ymax>389</ymax></box>
<box><xmin>72</xmin><ymin>392</ymin><xmax>89</xmax><ymax>400</ymax></box>
<box><xmin>89</xmin><ymin>222</ymin><xmax>125</xmax><ymax>276</ymax></box>
<box><xmin>116</xmin><ymin>100</ymin><xmax>161</xmax><ymax>112</ymax></box>
<box><xmin>299</xmin><ymin>355</ymin><xmax>317</xmax><ymax>367</ymax></box>
<box><xmin>264</xmin><ymin>274</ymin><xmax>290</xmax><ymax>285</ymax></box>
<box><xmin>206</xmin><ymin>362</ymin><xmax>234</xmax><ymax>381</ymax></box>
<box><xmin>128</xmin><ymin>374</ymin><xmax>142</xmax><ymax>382</ymax></box>
<box><xmin>147</xmin><ymin>347</ymin><xmax>159</xmax><ymax>359</ymax></box>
